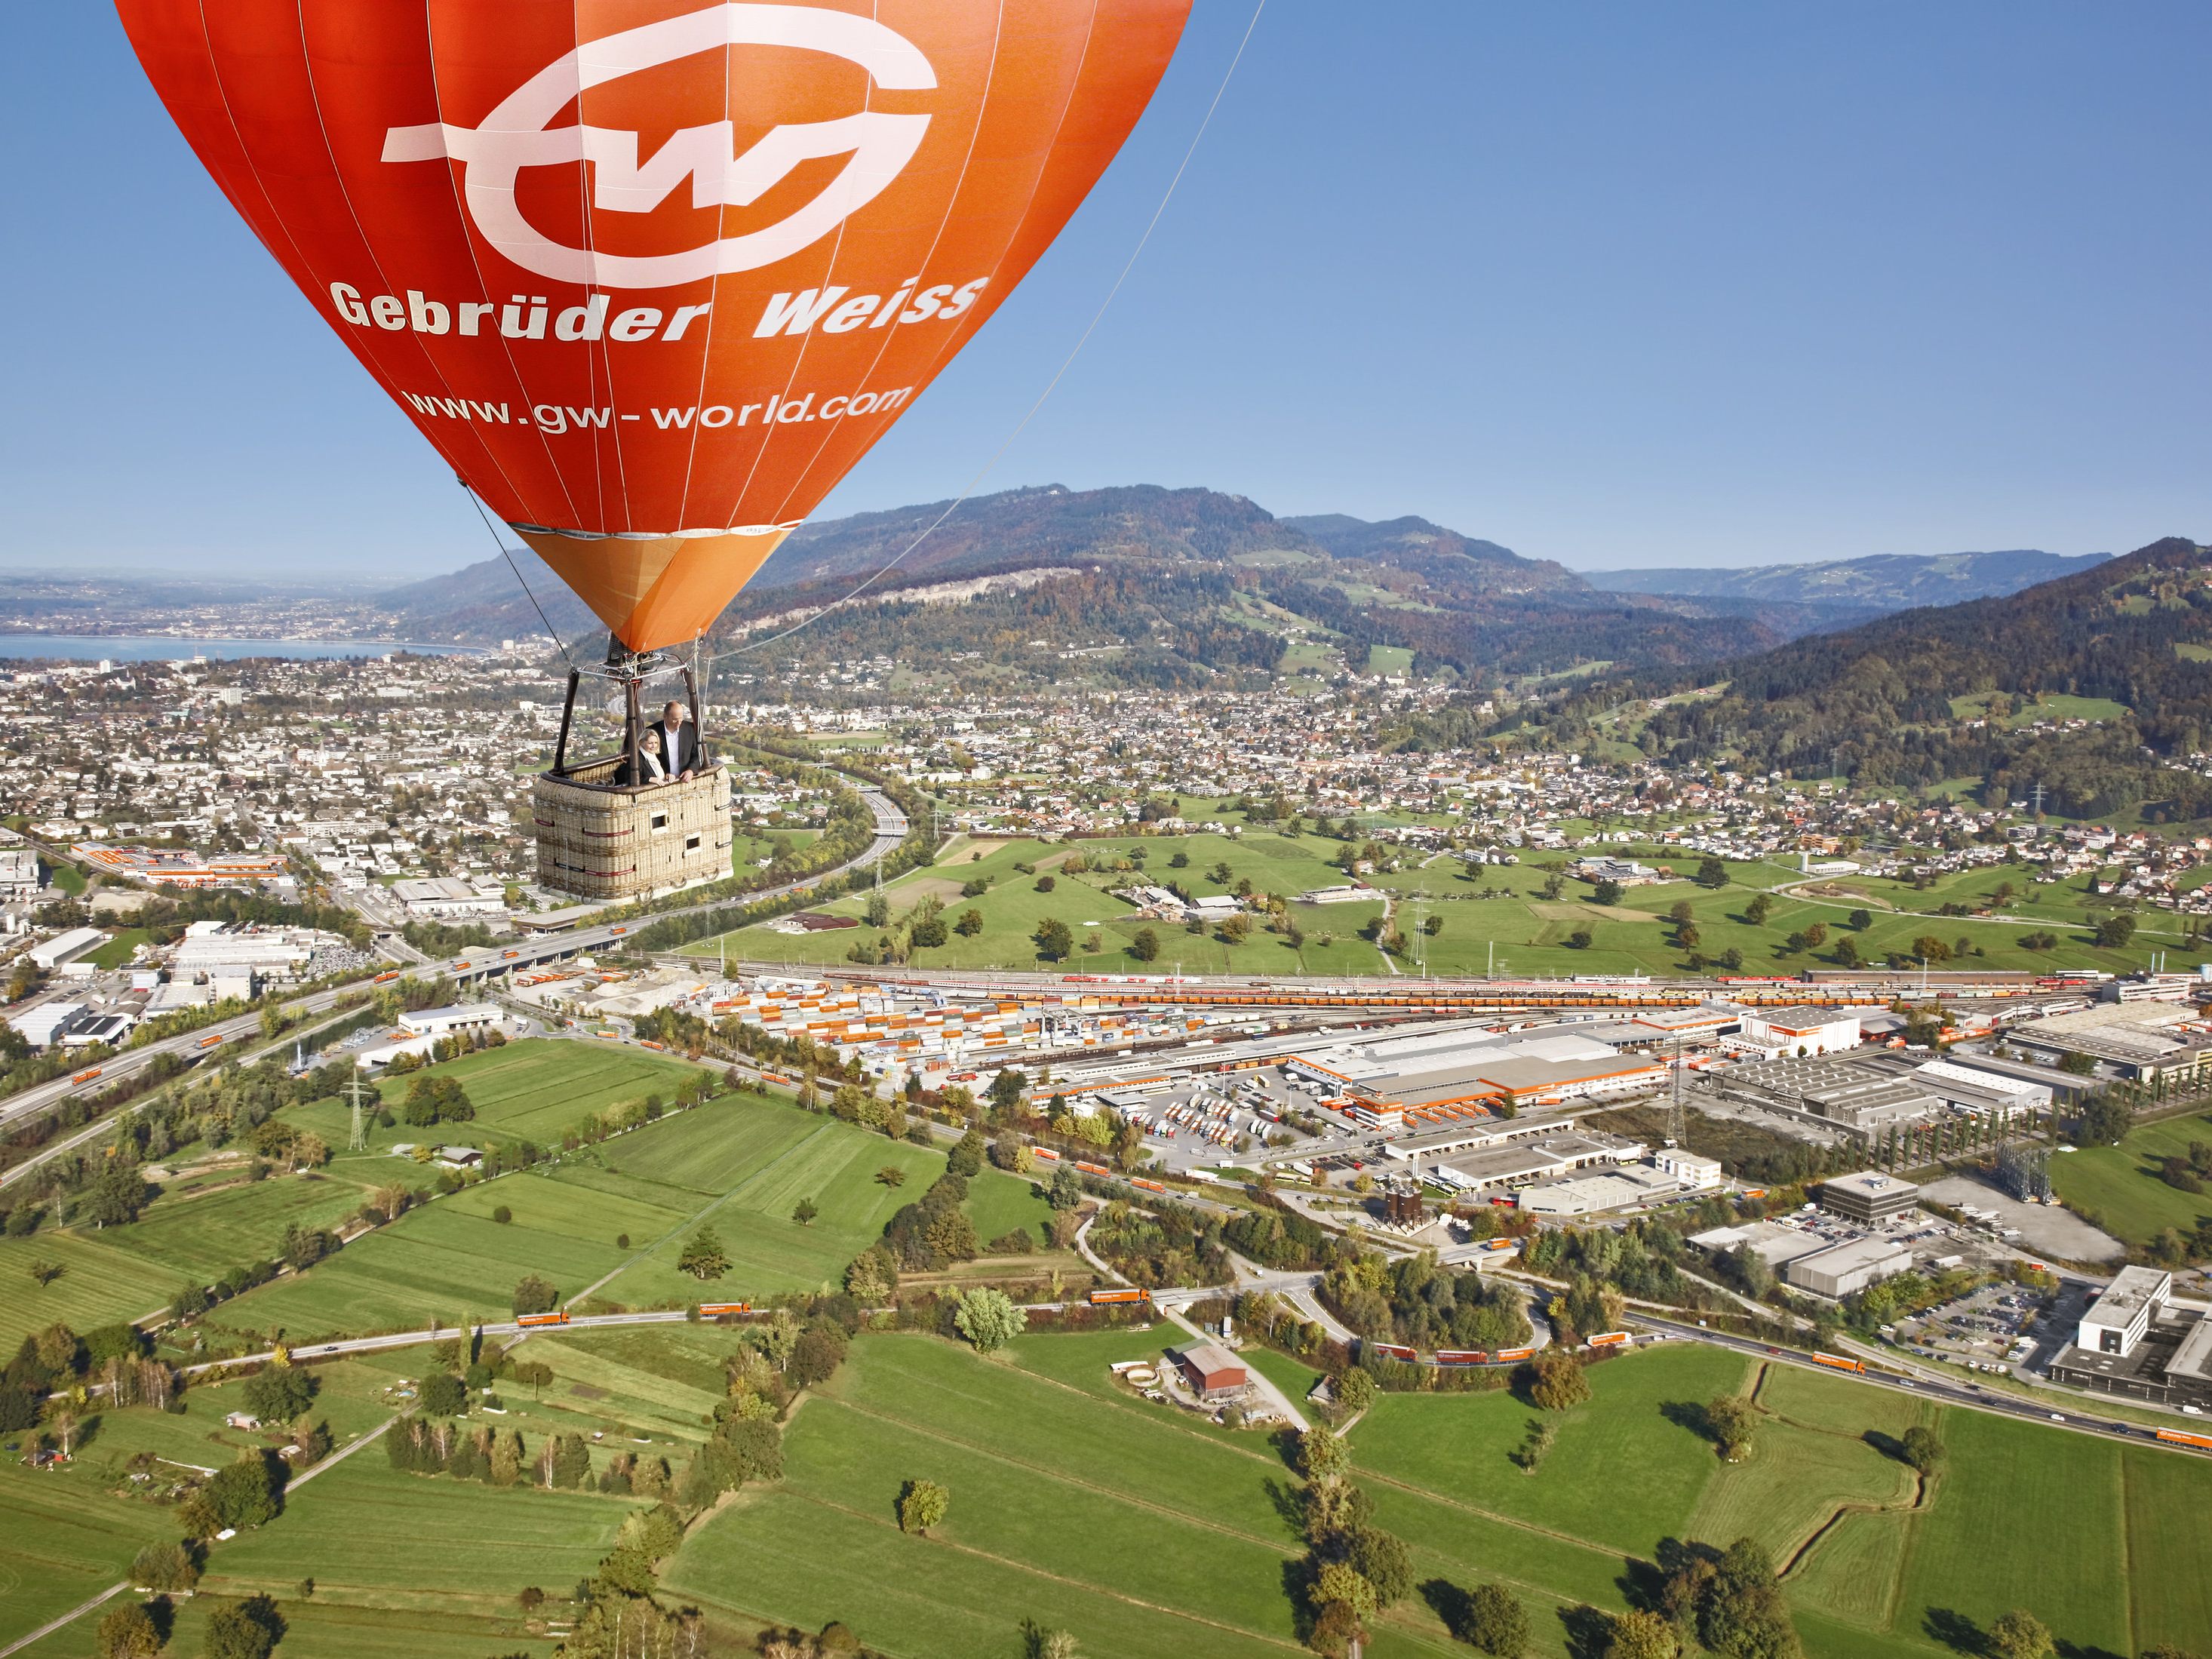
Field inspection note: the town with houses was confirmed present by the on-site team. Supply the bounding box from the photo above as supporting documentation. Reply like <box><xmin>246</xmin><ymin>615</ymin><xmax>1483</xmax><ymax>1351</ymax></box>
<box><xmin>4</xmin><ymin>643</ymin><xmax>2212</xmax><ymax>1657</ymax></box>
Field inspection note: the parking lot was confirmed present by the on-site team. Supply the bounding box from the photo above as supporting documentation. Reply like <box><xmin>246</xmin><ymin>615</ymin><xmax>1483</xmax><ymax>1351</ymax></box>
<box><xmin>1897</xmin><ymin>1280</ymin><xmax>2049</xmax><ymax>1373</ymax></box>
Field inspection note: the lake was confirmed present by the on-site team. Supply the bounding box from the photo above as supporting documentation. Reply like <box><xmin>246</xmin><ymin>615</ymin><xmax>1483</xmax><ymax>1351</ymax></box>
<box><xmin>0</xmin><ymin>635</ymin><xmax>477</xmax><ymax>662</ymax></box>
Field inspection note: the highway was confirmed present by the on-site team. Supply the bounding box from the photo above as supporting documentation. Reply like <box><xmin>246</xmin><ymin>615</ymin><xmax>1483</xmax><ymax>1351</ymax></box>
<box><xmin>0</xmin><ymin>791</ymin><xmax>908</xmax><ymax>1167</ymax></box>
<box><xmin>0</xmin><ymin>983</ymin><xmax>359</xmax><ymax>1148</ymax></box>
<box><xmin>1623</xmin><ymin>1308</ymin><xmax>2209</xmax><ymax>1460</ymax></box>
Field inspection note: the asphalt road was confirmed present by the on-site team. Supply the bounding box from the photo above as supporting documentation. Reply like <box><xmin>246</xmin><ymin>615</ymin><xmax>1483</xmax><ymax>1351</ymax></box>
<box><xmin>1625</xmin><ymin>1308</ymin><xmax>2209</xmax><ymax>1459</ymax></box>
<box><xmin>0</xmin><ymin>982</ymin><xmax>358</xmax><ymax>1145</ymax></box>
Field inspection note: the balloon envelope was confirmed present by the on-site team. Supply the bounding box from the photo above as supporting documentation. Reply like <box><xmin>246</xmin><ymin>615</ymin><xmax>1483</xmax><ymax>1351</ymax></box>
<box><xmin>118</xmin><ymin>0</ymin><xmax>1191</xmax><ymax>650</ymax></box>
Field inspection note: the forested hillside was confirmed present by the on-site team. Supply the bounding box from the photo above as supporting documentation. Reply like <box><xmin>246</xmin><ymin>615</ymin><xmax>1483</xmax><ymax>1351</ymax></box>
<box><xmin>1517</xmin><ymin>536</ymin><xmax>2212</xmax><ymax>819</ymax></box>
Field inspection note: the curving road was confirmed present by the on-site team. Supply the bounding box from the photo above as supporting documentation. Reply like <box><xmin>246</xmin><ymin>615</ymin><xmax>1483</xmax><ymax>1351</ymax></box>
<box><xmin>0</xmin><ymin>791</ymin><xmax>910</xmax><ymax>1171</ymax></box>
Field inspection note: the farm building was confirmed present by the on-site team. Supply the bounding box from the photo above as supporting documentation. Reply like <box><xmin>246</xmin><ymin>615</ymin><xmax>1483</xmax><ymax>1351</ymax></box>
<box><xmin>1168</xmin><ymin>1343</ymin><xmax>1249</xmax><ymax>1400</ymax></box>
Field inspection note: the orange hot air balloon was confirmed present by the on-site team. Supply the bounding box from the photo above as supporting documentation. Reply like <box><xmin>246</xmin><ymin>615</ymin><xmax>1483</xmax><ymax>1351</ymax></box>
<box><xmin>116</xmin><ymin>0</ymin><xmax>1192</xmax><ymax>653</ymax></box>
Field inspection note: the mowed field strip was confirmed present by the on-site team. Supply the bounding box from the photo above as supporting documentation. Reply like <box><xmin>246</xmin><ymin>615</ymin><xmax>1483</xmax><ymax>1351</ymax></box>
<box><xmin>211</xmin><ymin>1087</ymin><xmax>1053</xmax><ymax>1340</ymax></box>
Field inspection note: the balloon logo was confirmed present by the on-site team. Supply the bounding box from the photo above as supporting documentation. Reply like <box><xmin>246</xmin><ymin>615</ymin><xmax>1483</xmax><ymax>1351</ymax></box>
<box><xmin>380</xmin><ymin>7</ymin><xmax>939</xmax><ymax>289</ymax></box>
<box><xmin>118</xmin><ymin>0</ymin><xmax>1192</xmax><ymax>652</ymax></box>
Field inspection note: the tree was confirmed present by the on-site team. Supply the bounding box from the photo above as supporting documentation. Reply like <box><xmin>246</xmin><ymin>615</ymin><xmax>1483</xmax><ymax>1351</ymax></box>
<box><xmin>1567</xmin><ymin>926</ymin><xmax>1594</xmax><ymax>951</ymax></box>
<box><xmin>1700</xmin><ymin>1537</ymin><xmax>1799</xmax><ymax>1659</ymax></box>
<box><xmin>1333</xmin><ymin>1367</ymin><xmax>1376</xmax><ymax>1416</ymax></box>
<box><xmin>1129</xmin><ymin>927</ymin><xmax>1160</xmax><ymax>963</ymax></box>
<box><xmin>953</xmin><ymin>1288</ymin><xmax>1026</xmax><ymax>1355</ymax></box>
<box><xmin>1525</xmin><ymin>1353</ymin><xmax>1590</xmax><ymax>1412</ymax></box>
<box><xmin>131</xmin><ymin>1541</ymin><xmax>199</xmax><ymax>1593</ymax></box>
<box><xmin>1021</xmin><ymin>1621</ymin><xmax>1082</xmax><ymax>1659</ymax></box>
<box><xmin>1033</xmin><ymin>918</ymin><xmax>1074</xmax><ymax>960</ymax></box>
<box><xmin>84</xmin><ymin>1165</ymin><xmax>151</xmax><ymax>1226</ymax></box>
<box><xmin>1848</xmin><ymin>908</ymin><xmax>1873</xmax><ymax>931</ymax></box>
<box><xmin>875</xmin><ymin>1164</ymin><xmax>908</xmax><ymax>1187</ymax></box>
<box><xmin>243</xmin><ymin>1366</ymin><xmax>315</xmax><ymax>1424</ymax></box>
<box><xmin>678</xmin><ymin>1227</ymin><xmax>730</xmax><ymax>1280</ymax></box>
<box><xmin>1298</xmin><ymin>1424</ymin><xmax>1350</xmax><ymax>1482</ymax></box>
<box><xmin>419</xmin><ymin>1372</ymin><xmax>467</xmax><ymax>1415</ymax></box>
<box><xmin>490</xmin><ymin>1204</ymin><xmax>512</xmax><ymax>1224</ymax></box>
<box><xmin>1802</xmin><ymin>923</ymin><xmax>1827</xmax><ymax>948</ymax></box>
<box><xmin>1694</xmin><ymin>857</ymin><xmax>1728</xmax><ymax>889</ymax></box>
<box><xmin>897</xmin><ymin>1477</ymin><xmax>950</xmax><ymax>1535</ymax></box>
<box><xmin>1311</xmin><ymin>1562</ymin><xmax>1377</xmax><ymax>1621</ymax></box>
<box><xmin>953</xmin><ymin>908</ymin><xmax>984</xmax><ymax>937</ymax></box>
<box><xmin>1743</xmin><ymin>894</ymin><xmax>1773</xmax><ymax>926</ymax></box>
<box><xmin>2097</xmin><ymin>914</ymin><xmax>2138</xmax><ymax>949</ymax></box>
<box><xmin>202</xmin><ymin>1594</ymin><xmax>286</xmax><ymax>1659</ymax></box>
<box><xmin>1464</xmin><ymin>1583</ymin><xmax>1530</xmax><ymax>1657</ymax></box>
<box><xmin>1593</xmin><ymin>879</ymin><xmax>1624</xmax><ymax>906</ymax></box>
<box><xmin>26</xmin><ymin>1259</ymin><xmax>61</xmax><ymax>1288</ymax></box>
<box><xmin>1605</xmin><ymin>1608</ymin><xmax>1681</xmax><ymax>1659</ymax></box>
<box><xmin>97</xmin><ymin>1602</ymin><xmax>162</xmax><ymax>1659</ymax></box>
<box><xmin>1988</xmin><ymin>1610</ymin><xmax>2054</xmax><ymax>1659</ymax></box>
<box><xmin>845</xmin><ymin>1247</ymin><xmax>897</xmax><ymax>1304</ymax></box>
<box><xmin>989</xmin><ymin>1068</ymin><xmax>1028</xmax><ymax>1115</ymax></box>
<box><xmin>909</xmin><ymin>917</ymin><xmax>948</xmax><ymax>950</ymax></box>
<box><xmin>791</xmin><ymin>1197</ymin><xmax>819</xmax><ymax>1227</ymax></box>
<box><xmin>1898</xmin><ymin>1424</ymin><xmax>1945</xmax><ymax>1474</ymax></box>
<box><xmin>205</xmin><ymin>1451</ymin><xmax>280</xmax><ymax>1531</ymax></box>
<box><xmin>1347</xmin><ymin>1523</ymin><xmax>1413</xmax><ymax>1609</ymax></box>
<box><xmin>1704</xmin><ymin>1393</ymin><xmax>1758</xmax><ymax>1461</ymax></box>
<box><xmin>2076</xmin><ymin>1093</ymin><xmax>2131</xmax><ymax>1143</ymax></box>
<box><xmin>511</xmin><ymin>1273</ymin><xmax>560</xmax><ymax>1315</ymax></box>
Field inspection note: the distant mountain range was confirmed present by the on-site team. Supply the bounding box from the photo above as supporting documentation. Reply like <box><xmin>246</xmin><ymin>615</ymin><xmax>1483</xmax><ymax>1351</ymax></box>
<box><xmin>364</xmin><ymin>488</ymin><xmax>2136</xmax><ymax>696</ymax></box>
<box><xmin>1583</xmin><ymin>548</ymin><xmax>2112</xmax><ymax>615</ymax></box>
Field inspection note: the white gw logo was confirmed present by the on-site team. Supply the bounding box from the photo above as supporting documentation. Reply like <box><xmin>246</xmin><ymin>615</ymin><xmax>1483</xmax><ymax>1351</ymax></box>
<box><xmin>382</xmin><ymin>3</ymin><xmax>933</xmax><ymax>288</ymax></box>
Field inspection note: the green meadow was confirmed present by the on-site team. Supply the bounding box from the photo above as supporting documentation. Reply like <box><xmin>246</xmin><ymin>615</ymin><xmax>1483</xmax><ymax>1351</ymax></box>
<box><xmin>8</xmin><ymin>1326</ymin><xmax>2209</xmax><ymax>1659</ymax></box>
<box><xmin>2049</xmin><ymin>1108</ymin><xmax>2212</xmax><ymax>1246</ymax></box>
<box><xmin>663</xmin><ymin>1335</ymin><xmax>2212</xmax><ymax>1659</ymax></box>
<box><xmin>287</xmin><ymin>1039</ymin><xmax>702</xmax><ymax>1161</ymax></box>
<box><xmin>210</xmin><ymin>1092</ymin><xmax>1055</xmax><ymax>1341</ymax></box>
<box><xmin>695</xmin><ymin>825</ymin><xmax>2169</xmax><ymax>980</ymax></box>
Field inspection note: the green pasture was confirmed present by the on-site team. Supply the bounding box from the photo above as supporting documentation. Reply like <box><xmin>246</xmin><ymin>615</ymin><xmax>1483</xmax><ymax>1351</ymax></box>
<box><xmin>87</xmin><ymin>927</ymin><xmax>151</xmax><ymax>969</ymax></box>
<box><xmin>1947</xmin><ymin>690</ymin><xmax>2133</xmax><ymax>727</ymax></box>
<box><xmin>0</xmin><ymin>1458</ymin><xmax>175</xmax><ymax>1646</ymax></box>
<box><xmin>0</xmin><ymin>1230</ymin><xmax>180</xmax><ymax>1351</ymax></box>
<box><xmin>2049</xmin><ymin>1109</ymin><xmax>2212</xmax><ymax>1247</ymax></box>
<box><xmin>212</xmin><ymin>1094</ymin><xmax>1058</xmax><ymax>1338</ymax></box>
<box><xmin>103</xmin><ymin>1169</ymin><xmax>373</xmax><ymax>1286</ymax></box>
<box><xmin>662</xmin><ymin>1335</ymin><xmax>2212</xmax><ymax>1659</ymax></box>
<box><xmin>700</xmin><ymin>826</ymin><xmax>2171</xmax><ymax>979</ymax></box>
<box><xmin>9</xmin><ymin>1320</ymin><xmax>2212</xmax><ymax>1659</ymax></box>
<box><xmin>287</xmin><ymin>1039</ymin><xmax>703</xmax><ymax>1163</ymax></box>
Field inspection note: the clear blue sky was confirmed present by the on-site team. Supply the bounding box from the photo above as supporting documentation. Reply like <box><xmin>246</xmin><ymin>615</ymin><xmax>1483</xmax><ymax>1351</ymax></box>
<box><xmin>6</xmin><ymin>3</ymin><xmax>2209</xmax><ymax>579</ymax></box>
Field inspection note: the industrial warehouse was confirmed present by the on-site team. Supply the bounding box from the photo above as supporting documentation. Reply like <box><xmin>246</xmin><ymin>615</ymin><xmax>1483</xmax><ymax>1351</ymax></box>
<box><xmin>1284</xmin><ymin>1020</ymin><xmax>1671</xmax><ymax>1125</ymax></box>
